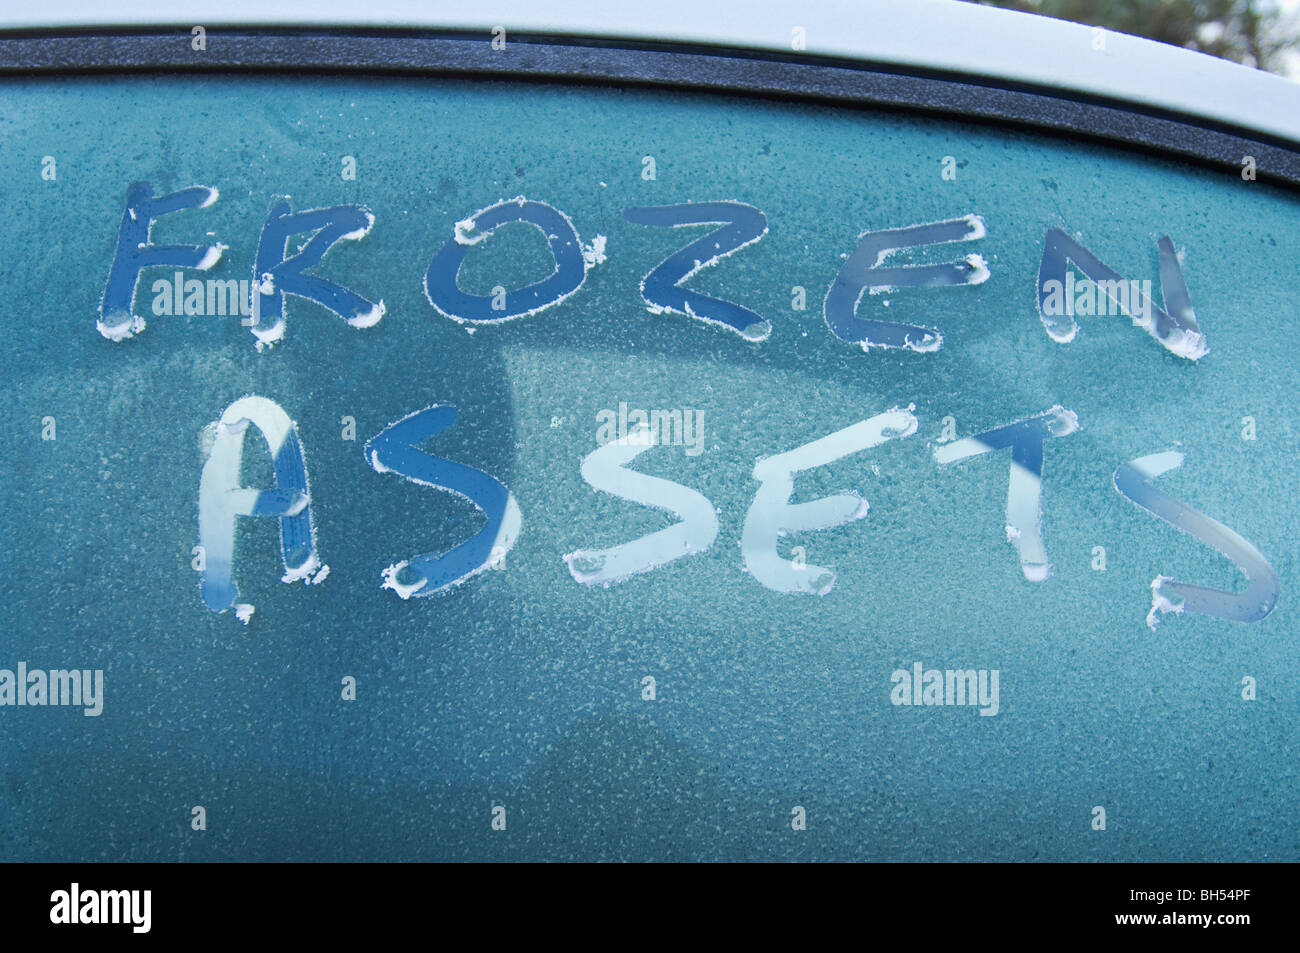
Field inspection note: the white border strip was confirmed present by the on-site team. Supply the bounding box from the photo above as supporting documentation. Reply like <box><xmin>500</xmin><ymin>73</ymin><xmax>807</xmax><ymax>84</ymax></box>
<box><xmin>3</xmin><ymin>0</ymin><xmax>1298</xmax><ymax>145</ymax></box>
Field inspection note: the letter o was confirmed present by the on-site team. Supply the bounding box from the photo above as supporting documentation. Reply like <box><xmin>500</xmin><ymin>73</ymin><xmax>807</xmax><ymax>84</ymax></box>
<box><xmin>424</xmin><ymin>198</ymin><xmax>586</xmax><ymax>323</ymax></box>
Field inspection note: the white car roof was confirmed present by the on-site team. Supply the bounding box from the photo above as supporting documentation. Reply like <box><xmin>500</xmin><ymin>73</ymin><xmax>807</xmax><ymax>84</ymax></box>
<box><xmin>3</xmin><ymin>0</ymin><xmax>1297</xmax><ymax>145</ymax></box>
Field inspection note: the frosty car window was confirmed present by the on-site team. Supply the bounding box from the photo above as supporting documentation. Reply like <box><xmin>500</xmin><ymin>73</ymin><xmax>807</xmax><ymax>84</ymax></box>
<box><xmin>1</xmin><ymin>64</ymin><xmax>1298</xmax><ymax>864</ymax></box>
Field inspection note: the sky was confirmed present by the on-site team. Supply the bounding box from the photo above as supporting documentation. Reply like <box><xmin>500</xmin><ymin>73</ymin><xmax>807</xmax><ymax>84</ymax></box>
<box><xmin>1277</xmin><ymin>0</ymin><xmax>1300</xmax><ymax>78</ymax></box>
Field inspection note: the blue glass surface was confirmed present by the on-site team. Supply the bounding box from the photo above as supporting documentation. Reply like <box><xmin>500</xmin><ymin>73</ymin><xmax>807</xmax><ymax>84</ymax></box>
<box><xmin>0</xmin><ymin>75</ymin><xmax>1297</xmax><ymax>860</ymax></box>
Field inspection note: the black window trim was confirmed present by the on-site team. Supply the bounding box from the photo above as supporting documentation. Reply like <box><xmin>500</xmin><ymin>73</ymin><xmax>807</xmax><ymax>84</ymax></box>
<box><xmin>2</xmin><ymin>26</ymin><xmax>1298</xmax><ymax>190</ymax></box>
